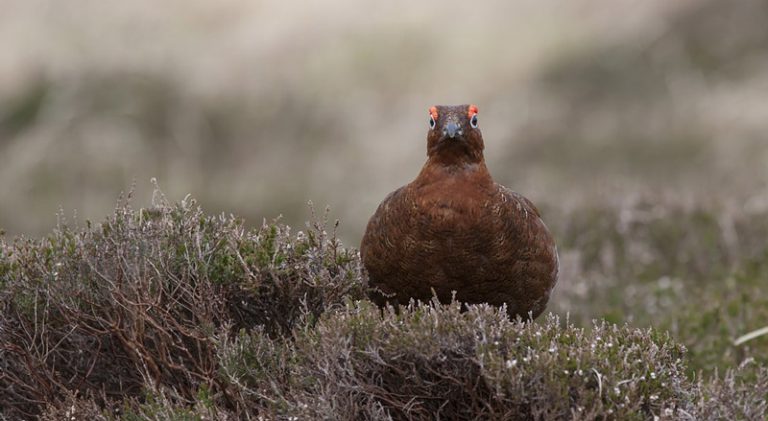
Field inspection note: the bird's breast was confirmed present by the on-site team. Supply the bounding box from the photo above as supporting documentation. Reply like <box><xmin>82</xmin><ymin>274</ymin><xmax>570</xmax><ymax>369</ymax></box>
<box><xmin>412</xmin><ymin>192</ymin><xmax>493</xmax><ymax>236</ymax></box>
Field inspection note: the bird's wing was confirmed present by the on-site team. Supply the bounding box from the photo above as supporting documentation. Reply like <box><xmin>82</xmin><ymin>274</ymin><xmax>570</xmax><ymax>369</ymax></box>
<box><xmin>360</xmin><ymin>185</ymin><xmax>413</xmax><ymax>306</ymax></box>
<box><xmin>360</xmin><ymin>186</ymin><xmax>408</xmax><ymax>256</ymax></box>
<box><xmin>496</xmin><ymin>184</ymin><xmax>542</xmax><ymax>219</ymax></box>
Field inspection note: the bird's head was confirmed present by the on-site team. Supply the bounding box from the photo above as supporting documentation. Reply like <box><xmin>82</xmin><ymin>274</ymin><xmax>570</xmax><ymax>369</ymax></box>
<box><xmin>426</xmin><ymin>104</ymin><xmax>484</xmax><ymax>164</ymax></box>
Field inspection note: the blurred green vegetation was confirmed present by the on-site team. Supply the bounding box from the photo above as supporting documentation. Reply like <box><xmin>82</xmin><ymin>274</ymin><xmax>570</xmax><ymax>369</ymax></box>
<box><xmin>547</xmin><ymin>200</ymin><xmax>768</xmax><ymax>376</ymax></box>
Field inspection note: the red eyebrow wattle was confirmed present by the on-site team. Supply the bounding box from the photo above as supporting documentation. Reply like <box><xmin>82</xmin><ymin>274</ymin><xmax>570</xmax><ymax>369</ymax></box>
<box><xmin>468</xmin><ymin>104</ymin><xmax>479</xmax><ymax>118</ymax></box>
<box><xmin>429</xmin><ymin>106</ymin><xmax>439</xmax><ymax>120</ymax></box>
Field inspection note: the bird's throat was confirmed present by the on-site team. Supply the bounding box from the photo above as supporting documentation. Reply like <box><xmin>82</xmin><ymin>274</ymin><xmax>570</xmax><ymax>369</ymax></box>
<box><xmin>427</xmin><ymin>143</ymin><xmax>484</xmax><ymax>167</ymax></box>
<box><xmin>415</xmin><ymin>156</ymin><xmax>492</xmax><ymax>188</ymax></box>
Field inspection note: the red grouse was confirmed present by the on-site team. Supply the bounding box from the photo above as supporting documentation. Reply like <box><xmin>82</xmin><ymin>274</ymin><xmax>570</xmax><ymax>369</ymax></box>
<box><xmin>360</xmin><ymin>104</ymin><xmax>559</xmax><ymax>319</ymax></box>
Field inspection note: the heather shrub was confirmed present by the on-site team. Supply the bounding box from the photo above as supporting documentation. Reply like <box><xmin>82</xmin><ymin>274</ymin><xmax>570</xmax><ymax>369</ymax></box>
<box><xmin>549</xmin><ymin>199</ymin><xmax>768</xmax><ymax>375</ymax></box>
<box><xmin>0</xmin><ymin>194</ymin><xmax>364</xmax><ymax>419</ymax></box>
<box><xmin>1</xmin><ymin>194</ymin><xmax>767</xmax><ymax>420</ymax></box>
<box><xmin>266</xmin><ymin>303</ymin><xmax>692</xmax><ymax>419</ymax></box>
<box><xmin>692</xmin><ymin>362</ymin><xmax>768</xmax><ymax>420</ymax></box>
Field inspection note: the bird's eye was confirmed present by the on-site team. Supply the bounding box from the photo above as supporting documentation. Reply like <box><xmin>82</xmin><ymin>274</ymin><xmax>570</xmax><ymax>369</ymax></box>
<box><xmin>429</xmin><ymin>116</ymin><xmax>436</xmax><ymax>129</ymax></box>
<box><xmin>470</xmin><ymin>114</ymin><xmax>478</xmax><ymax>128</ymax></box>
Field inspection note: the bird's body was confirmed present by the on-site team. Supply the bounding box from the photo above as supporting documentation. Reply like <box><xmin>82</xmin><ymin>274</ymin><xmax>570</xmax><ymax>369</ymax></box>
<box><xmin>360</xmin><ymin>104</ymin><xmax>558</xmax><ymax>319</ymax></box>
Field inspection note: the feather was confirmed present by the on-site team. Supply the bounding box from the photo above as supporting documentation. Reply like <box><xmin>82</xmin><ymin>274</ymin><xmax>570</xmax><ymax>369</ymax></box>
<box><xmin>361</xmin><ymin>104</ymin><xmax>558</xmax><ymax>319</ymax></box>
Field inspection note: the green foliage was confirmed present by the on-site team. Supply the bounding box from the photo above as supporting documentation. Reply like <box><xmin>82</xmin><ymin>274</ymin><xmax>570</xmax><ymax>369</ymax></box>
<box><xmin>0</xmin><ymin>80</ymin><xmax>48</xmax><ymax>136</ymax></box>
<box><xmin>663</xmin><ymin>265</ymin><xmax>768</xmax><ymax>375</ymax></box>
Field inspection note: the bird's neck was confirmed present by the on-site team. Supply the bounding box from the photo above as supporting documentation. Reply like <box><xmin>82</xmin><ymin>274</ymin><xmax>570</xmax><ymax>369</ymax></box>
<box><xmin>426</xmin><ymin>141</ymin><xmax>484</xmax><ymax>167</ymax></box>
<box><xmin>415</xmin><ymin>154</ymin><xmax>492</xmax><ymax>186</ymax></box>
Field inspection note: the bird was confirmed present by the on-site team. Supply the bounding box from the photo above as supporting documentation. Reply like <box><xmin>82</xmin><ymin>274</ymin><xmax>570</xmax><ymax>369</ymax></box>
<box><xmin>360</xmin><ymin>104</ymin><xmax>559</xmax><ymax>319</ymax></box>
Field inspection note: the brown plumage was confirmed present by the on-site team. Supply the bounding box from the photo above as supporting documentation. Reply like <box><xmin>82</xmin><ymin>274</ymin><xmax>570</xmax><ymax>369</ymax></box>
<box><xmin>360</xmin><ymin>104</ymin><xmax>559</xmax><ymax>319</ymax></box>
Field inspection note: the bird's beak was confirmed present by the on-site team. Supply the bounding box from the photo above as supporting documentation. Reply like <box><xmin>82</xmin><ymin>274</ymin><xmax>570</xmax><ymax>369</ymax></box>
<box><xmin>444</xmin><ymin>121</ymin><xmax>461</xmax><ymax>139</ymax></box>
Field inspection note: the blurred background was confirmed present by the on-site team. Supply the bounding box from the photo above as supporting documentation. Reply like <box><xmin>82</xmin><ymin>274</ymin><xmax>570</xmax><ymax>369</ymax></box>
<box><xmin>3</xmin><ymin>0</ymin><xmax>768</xmax><ymax>373</ymax></box>
<box><xmin>2</xmin><ymin>0</ymin><xmax>766</xmax><ymax>241</ymax></box>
